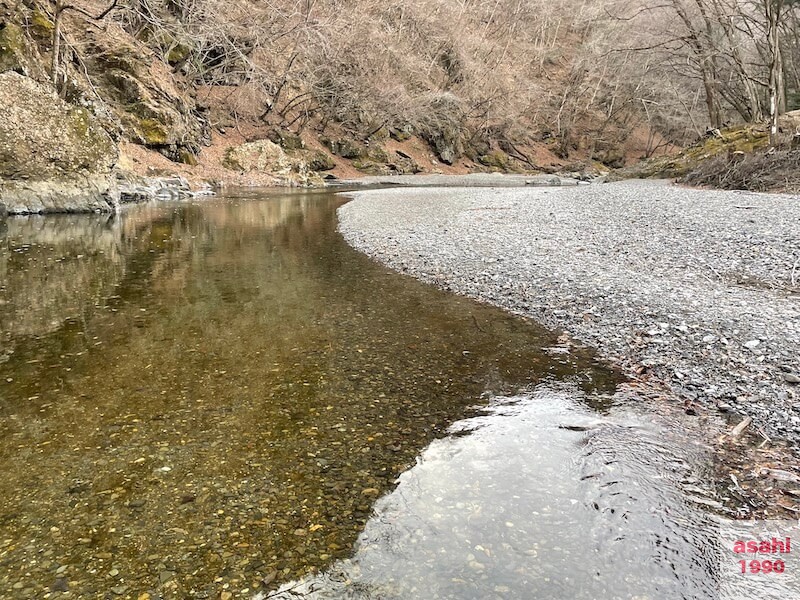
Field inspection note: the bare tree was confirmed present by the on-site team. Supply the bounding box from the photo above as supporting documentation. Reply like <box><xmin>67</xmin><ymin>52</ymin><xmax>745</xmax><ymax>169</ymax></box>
<box><xmin>50</xmin><ymin>0</ymin><xmax>119</xmax><ymax>92</ymax></box>
<box><xmin>759</xmin><ymin>0</ymin><xmax>800</xmax><ymax>142</ymax></box>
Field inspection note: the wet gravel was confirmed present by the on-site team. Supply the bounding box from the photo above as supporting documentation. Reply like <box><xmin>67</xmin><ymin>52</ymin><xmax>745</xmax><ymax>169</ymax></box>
<box><xmin>338</xmin><ymin>179</ymin><xmax>800</xmax><ymax>448</ymax></box>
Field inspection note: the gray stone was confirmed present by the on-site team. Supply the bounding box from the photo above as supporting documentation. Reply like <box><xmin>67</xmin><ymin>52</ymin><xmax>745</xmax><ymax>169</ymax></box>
<box><xmin>159</xmin><ymin>570</ymin><xmax>175</xmax><ymax>583</ymax></box>
<box><xmin>51</xmin><ymin>578</ymin><xmax>69</xmax><ymax>592</ymax></box>
<box><xmin>0</xmin><ymin>72</ymin><xmax>119</xmax><ymax>214</ymax></box>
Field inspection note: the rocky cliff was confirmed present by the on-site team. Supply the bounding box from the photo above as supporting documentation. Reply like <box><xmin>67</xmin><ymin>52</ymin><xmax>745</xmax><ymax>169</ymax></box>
<box><xmin>0</xmin><ymin>0</ymin><xmax>213</xmax><ymax>213</ymax></box>
<box><xmin>0</xmin><ymin>72</ymin><xmax>119</xmax><ymax>213</ymax></box>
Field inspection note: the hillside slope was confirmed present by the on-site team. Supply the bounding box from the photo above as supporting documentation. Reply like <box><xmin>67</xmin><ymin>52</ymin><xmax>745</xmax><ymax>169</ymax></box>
<box><xmin>5</xmin><ymin>0</ymin><xmax>800</xmax><ymax>212</ymax></box>
<box><xmin>0</xmin><ymin>0</ymin><xmax>685</xmax><ymax>213</ymax></box>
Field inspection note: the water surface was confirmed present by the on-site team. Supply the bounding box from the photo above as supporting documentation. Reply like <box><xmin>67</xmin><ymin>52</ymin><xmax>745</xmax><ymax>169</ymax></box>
<box><xmin>0</xmin><ymin>190</ymin><xmax>630</xmax><ymax>598</ymax></box>
<box><xmin>268</xmin><ymin>387</ymin><xmax>721</xmax><ymax>599</ymax></box>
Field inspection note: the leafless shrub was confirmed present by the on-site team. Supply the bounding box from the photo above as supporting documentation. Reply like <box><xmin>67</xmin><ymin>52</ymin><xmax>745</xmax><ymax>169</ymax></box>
<box><xmin>682</xmin><ymin>148</ymin><xmax>800</xmax><ymax>191</ymax></box>
<box><xmin>48</xmin><ymin>0</ymin><xmax>800</xmax><ymax>162</ymax></box>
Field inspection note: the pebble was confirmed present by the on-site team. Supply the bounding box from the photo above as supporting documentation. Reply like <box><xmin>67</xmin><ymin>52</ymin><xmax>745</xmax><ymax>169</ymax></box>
<box><xmin>159</xmin><ymin>570</ymin><xmax>175</xmax><ymax>583</ymax></box>
<box><xmin>51</xmin><ymin>578</ymin><xmax>69</xmax><ymax>592</ymax></box>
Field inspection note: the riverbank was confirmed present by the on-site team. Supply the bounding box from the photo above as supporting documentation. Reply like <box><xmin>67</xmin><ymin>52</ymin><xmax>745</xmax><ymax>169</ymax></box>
<box><xmin>338</xmin><ymin>179</ymin><xmax>800</xmax><ymax>515</ymax></box>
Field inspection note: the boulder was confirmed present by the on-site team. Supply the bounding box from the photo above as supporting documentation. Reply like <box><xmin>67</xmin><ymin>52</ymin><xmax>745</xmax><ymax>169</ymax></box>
<box><xmin>0</xmin><ymin>72</ymin><xmax>120</xmax><ymax>213</ymax></box>
<box><xmin>224</xmin><ymin>140</ymin><xmax>290</xmax><ymax>174</ymax></box>
<box><xmin>423</xmin><ymin>128</ymin><xmax>462</xmax><ymax>165</ymax></box>
<box><xmin>322</xmin><ymin>138</ymin><xmax>366</xmax><ymax>159</ymax></box>
<box><xmin>267</xmin><ymin>129</ymin><xmax>305</xmax><ymax>150</ymax></box>
<box><xmin>352</xmin><ymin>160</ymin><xmax>392</xmax><ymax>176</ymax></box>
<box><xmin>223</xmin><ymin>140</ymin><xmax>328</xmax><ymax>186</ymax></box>
<box><xmin>478</xmin><ymin>150</ymin><xmax>511</xmax><ymax>171</ymax></box>
<box><xmin>778</xmin><ymin>110</ymin><xmax>800</xmax><ymax>134</ymax></box>
<box><xmin>308</xmin><ymin>151</ymin><xmax>335</xmax><ymax>172</ymax></box>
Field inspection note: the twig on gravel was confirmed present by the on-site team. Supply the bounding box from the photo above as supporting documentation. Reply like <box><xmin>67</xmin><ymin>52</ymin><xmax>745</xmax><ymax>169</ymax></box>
<box><xmin>694</xmin><ymin>257</ymin><xmax>724</xmax><ymax>281</ymax></box>
<box><xmin>756</xmin><ymin>426</ymin><xmax>772</xmax><ymax>449</ymax></box>
<box><xmin>724</xmin><ymin>416</ymin><xmax>752</xmax><ymax>442</ymax></box>
<box><xmin>792</xmin><ymin>258</ymin><xmax>799</xmax><ymax>287</ymax></box>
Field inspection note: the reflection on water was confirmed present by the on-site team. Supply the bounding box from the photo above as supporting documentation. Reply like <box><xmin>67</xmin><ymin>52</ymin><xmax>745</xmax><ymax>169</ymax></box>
<box><xmin>0</xmin><ymin>215</ymin><xmax>125</xmax><ymax>352</ymax></box>
<box><xmin>0</xmin><ymin>191</ymin><xmax>622</xmax><ymax>598</ymax></box>
<box><xmin>267</xmin><ymin>387</ymin><xmax>719</xmax><ymax>599</ymax></box>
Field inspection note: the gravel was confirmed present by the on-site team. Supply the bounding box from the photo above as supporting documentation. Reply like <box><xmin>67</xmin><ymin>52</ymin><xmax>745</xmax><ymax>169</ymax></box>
<box><xmin>338</xmin><ymin>179</ymin><xmax>800</xmax><ymax>447</ymax></box>
<box><xmin>332</xmin><ymin>173</ymin><xmax>583</xmax><ymax>188</ymax></box>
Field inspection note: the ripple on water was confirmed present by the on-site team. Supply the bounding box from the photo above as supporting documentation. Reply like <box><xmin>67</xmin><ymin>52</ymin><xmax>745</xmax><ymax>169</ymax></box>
<box><xmin>266</xmin><ymin>386</ymin><xmax>720</xmax><ymax>600</ymax></box>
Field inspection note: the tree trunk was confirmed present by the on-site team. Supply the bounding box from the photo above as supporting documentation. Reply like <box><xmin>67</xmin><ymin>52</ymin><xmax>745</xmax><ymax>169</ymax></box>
<box><xmin>713</xmin><ymin>0</ymin><xmax>763</xmax><ymax>122</ymax></box>
<box><xmin>51</xmin><ymin>0</ymin><xmax>63</xmax><ymax>91</ymax></box>
<box><xmin>766</xmin><ymin>0</ymin><xmax>785</xmax><ymax>145</ymax></box>
<box><xmin>672</xmin><ymin>0</ymin><xmax>723</xmax><ymax>128</ymax></box>
<box><xmin>702</xmin><ymin>69</ymin><xmax>723</xmax><ymax>129</ymax></box>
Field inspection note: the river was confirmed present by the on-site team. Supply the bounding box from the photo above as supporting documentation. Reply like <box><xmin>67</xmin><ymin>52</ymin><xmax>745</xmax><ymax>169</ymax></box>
<box><xmin>0</xmin><ymin>189</ymin><xmax>723</xmax><ymax>598</ymax></box>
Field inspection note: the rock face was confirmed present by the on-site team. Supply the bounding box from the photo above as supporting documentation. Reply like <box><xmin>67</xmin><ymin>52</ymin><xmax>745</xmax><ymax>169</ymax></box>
<box><xmin>81</xmin><ymin>29</ymin><xmax>209</xmax><ymax>162</ymax></box>
<box><xmin>223</xmin><ymin>140</ymin><xmax>325</xmax><ymax>186</ymax></box>
<box><xmin>0</xmin><ymin>72</ymin><xmax>119</xmax><ymax>213</ymax></box>
<box><xmin>2</xmin><ymin>1</ymin><xmax>208</xmax><ymax>168</ymax></box>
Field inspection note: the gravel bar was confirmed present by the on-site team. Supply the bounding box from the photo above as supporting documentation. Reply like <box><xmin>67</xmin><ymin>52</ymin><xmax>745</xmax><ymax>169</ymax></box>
<box><xmin>332</xmin><ymin>173</ymin><xmax>582</xmax><ymax>188</ymax></box>
<box><xmin>338</xmin><ymin>179</ymin><xmax>800</xmax><ymax>447</ymax></box>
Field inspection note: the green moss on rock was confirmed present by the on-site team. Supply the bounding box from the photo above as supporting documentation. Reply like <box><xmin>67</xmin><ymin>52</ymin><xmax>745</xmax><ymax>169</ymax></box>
<box><xmin>478</xmin><ymin>150</ymin><xmax>510</xmax><ymax>170</ymax></box>
<box><xmin>138</xmin><ymin>118</ymin><xmax>170</xmax><ymax>145</ymax></box>
<box><xmin>266</xmin><ymin>129</ymin><xmax>306</xmax><ymax>150</ymax></box>
<box><xmin>308</xmin><ymin>151</ymin><xmax>335</xmax><ymax>171</ymax></box>
<box><xmin>178</xmin><ymin>148</ymin><xmax>198</xmax><ymax>166</ymax></box>
<box><xmin>29</xmin><ymin>10</ymin><xmax>54</xmax><ymax>40</ymax></box>
<box><xmin>94</xmin><ymin>47</ymin><xmax>144</xmax><ymax>76</ymax></box>
<box><xmin>368</xmin><ymin>127</ymin><xmax>390</xmax><ymax>142</ymax></box>
<box><xmin>166</xmin><ymin>43</ymin><xmax>192</xmax><ymax>65</ymax></box>
<box><xmin>352</xmin><ymin>160</ymin><xmax>391</xmax><ymax>175</ymax></box>
<box><xmin>615</xmin><ymin>124</ymin><xmax>770</xmax><ymax>180</ymax></box>
<box><xmin>366</xmin><ymin>146</ymin><xmax>389</xmax><ymax>163</ymax></box>
<box><xmin>0</xmin><ymin>22</ymin><xmax>26</xmax><ymax>73</ymax></box>
<box><xmin>323</xmin><ymin>138</ymin><xmax>366</xmax><ymax>159</ymax></box>
<box><xmin>390</xmin><ymin>127</ymin><xmax>413</xmax><ymax>142</ymax></box>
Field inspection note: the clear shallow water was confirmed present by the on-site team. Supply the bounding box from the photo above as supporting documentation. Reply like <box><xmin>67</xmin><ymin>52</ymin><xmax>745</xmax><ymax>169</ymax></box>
<box><xmin>0</xmin><ymin>190</ymin><xmax>717</xmax><ymax>599</ymax></box>
<box><xmin>266</xmin><ymin>387</ymin><xmax>720</xmax><ymax>600</ymax></box>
